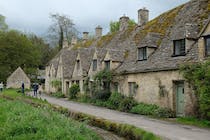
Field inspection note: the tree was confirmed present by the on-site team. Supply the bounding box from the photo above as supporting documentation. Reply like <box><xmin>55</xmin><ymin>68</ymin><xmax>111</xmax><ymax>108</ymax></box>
<box><xmin>0</xmin><ymin>30</ymin><xmax>41</xmax><ymax>82</ymax></box>
<box><xmin>0</xmin><ymin>14</ymin><xmax>8</xmax><ymax>31</ymax></box>
<box><xmin>48</xmin><ymin>13</ymin><xmax>78</xmax><ymax>49</ymax></box>
<box><xmin>110</xmin><ymin>19</ymin><xmax>136</xmax><ymax>33</ymax></box>
<box><xmin>28</xmin><ymin>34</ymin><xmax>58</xmax><ymax>69</ymax></box>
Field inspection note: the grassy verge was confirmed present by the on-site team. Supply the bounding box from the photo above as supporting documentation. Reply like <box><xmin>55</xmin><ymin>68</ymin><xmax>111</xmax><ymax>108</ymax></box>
<box><xmin>1</xmin><ymin>89</ymin><xmax>162</xmax><ymax>140</ymax></box>
<box><xmin>176</xmin><ymin>117</ymin><xmax>210</xmax><ymax>128</ymax></box>
<box><xmin>0</xmin><ymin>98</ymin><xmax>100</xmax><ymax>140</ymax></box>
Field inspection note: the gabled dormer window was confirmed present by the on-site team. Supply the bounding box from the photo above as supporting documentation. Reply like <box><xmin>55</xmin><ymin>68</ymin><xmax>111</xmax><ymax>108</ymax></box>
<box><xmin>76</xmin><ymin>60</ymin><xmax>80</xmax><ymax>70</ymax></box>
<box><xmin>92</xmin><ymin>59</ymin><xmax>97</xmax><ymax>71</ymax></box>
<box><xmin>104</xmin><ymin>60</ymin><xmax>110</xmax><ymax>70</ymax></box>
<box><xmin>173</xmin><ymin>39</ymin><xmax>186</xmax><ymax>56</ymax></box>
<box><xmin>138</xmin><ymin>47</ymin><xmax>147</xmax><ymax>61</ymax></box>
<box><xmin>205</xmin><ymin>36</ymin><xmax>210</xmax><ymax>56</ymax></box>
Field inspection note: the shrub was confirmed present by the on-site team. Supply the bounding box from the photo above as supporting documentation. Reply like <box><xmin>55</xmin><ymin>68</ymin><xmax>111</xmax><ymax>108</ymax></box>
<box><xmin>130</xmin><ymin>103</ymin><xmax>159</xmax><ymax>116</ymax></box>
<box><xmin>154</xmin><ymin>108</ymin><xmax>175</xmax><ymax>118</ymax></box>
<box><xmin>106</xmin><ymin>92</ymin><xmax>125</xmax><ymax>109</ymax></box>
<box><xmin>131</xmin><ymin>103</ymin><xmax>175</xmax><ymax>118</ymax></box>
<box><xmin>51</xmin><ymin>80</ymin><xmax>62</xmax><ymax>92</ymax></box>
<box><xmin>51</xmin><ymin>92</ymin><xmax>65</xmax><ymax>98</ymax></box>
<box><xmin>119</xmin><ymin>97</ymin><xmax>137</xmax><ymax>112</ymax></box>
<box><xmin>69</xmin><ymin>84</ymin><xmax>80</xmax><ymax>99</ymax></box>
<box><xmin>91</xmin><ymin>90</ymin><xmax>111</xmax><ymax>101</ymax></box>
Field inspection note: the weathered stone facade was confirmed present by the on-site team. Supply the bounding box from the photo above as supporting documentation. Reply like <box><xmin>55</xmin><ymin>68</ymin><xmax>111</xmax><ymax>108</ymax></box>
<box><xmin>7</xmin><ymin>67</ymin><xmax>31</xmax><ymax>89</ymax></box>
<box><xmin>45</xmin><ymin>0</ymin><xmax>210</xmax><ymax>116</ymax></box>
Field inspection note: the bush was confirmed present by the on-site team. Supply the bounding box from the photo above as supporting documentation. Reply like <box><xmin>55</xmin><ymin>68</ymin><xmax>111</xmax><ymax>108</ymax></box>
<box><xmin>154</xmin><ymin>107</ymin><xmax>175</xmax><ymax>118</ymax></box>
<box><xmin>119</xmin><ymin>97</ymin><xmax>137</xmax><ymax>112</ymax></box>
<box><xmin>106</xmin><ymin>92</ymin><xmax>125</xmax><ymax>109</ymax></box>
<box><xmin>130</xmin><ymin>103</ymin><xmax>159</xmax><ymax>116</ymax></box>
<box><xmin>51</xmin><ymin>92</ymin><xmax>65</xmax><ymax>98</ymax></box>
<box><xmin>131</xmin><ymin>103</ymin><xmax>175</xmax><ymax>118</ymax></box>
<box><xmin>69</xmin><ymin>84</ymin><xmax>80</xmax><ymax>99</ymax></box>
<box><xmin>91</xmin><ymin>90</ymin><xmax>111</xmax><ymax>101</ymax></box>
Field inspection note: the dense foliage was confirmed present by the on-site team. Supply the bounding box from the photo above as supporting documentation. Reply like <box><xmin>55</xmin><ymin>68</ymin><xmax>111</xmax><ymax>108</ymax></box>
<box><xmin>69</xmin><ymin>84</ymin><xmax>80</xmax><ymax>99</ymax></box>
<box><xmin>0</xmin><ymin>98</ymin><xmax>100</xmax><ymax>140</ymax></box>
<box><xmin>0</xmin><ymin>30</ymin><xmax>41</xmax><ymax>82</ymax></box>
<box><xmin>51</xmin><ymin>80</ymin><xmax>62</xmax><ymax>92</ymax></box>
<box><xmin>76</xmin><ymin>92</ymin><xmax>175</xmax><ymax>117</ymax></box>
<box><xmin>180</xmin><ymin>61</ymin><xmax>210</xmax><ymax>120</ymax></box>
<box><xmin>0</xmin><ymin>15</ymin><xmax>57</xmax><ymax>82</ymax></box>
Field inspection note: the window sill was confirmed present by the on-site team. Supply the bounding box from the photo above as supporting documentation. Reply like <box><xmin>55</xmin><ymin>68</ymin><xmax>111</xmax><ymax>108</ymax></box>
<box><xmin>137</xmin><ymin>59</ymin><xmax>147</xmax><ymax>61</ymax></box>
<box><xmin>171</xmin><ymin>54</ymin><xmax>186</xmax><ymax>57</ymax></box>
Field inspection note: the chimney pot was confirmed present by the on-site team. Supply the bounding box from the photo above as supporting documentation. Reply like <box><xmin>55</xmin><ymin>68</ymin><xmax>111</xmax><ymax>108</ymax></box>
<box><xmin>119</xmin><ymin>15</ymin><xmax>129</xmax><ymax>31</ymax></box>
<box><xmin>138</xmin><ymin>8</ymin><xmax>149</xmax><ymax>26</ymax></box>
<box><xmin>83</xmin><ymin>32</ymin><xmax>89</xmax><ymax>40</ymax></box>
<box><xmin>95</xmin><ymin>25</ymin><xmax>102</xmax><ymax>38</ymax></box>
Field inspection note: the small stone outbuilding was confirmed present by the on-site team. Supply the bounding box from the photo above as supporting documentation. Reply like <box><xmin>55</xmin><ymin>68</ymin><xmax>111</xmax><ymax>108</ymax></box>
<box><xmin>7</xmin><ymin>67</ymin><xmax>31</xmax><ymax>89</ymax></box>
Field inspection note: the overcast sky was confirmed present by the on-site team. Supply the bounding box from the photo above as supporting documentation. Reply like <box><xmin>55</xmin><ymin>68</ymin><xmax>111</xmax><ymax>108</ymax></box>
<box><xmin>0</xmin><ymin>0</ymin><xmax>189</xmax><ymax>36</ymax></box>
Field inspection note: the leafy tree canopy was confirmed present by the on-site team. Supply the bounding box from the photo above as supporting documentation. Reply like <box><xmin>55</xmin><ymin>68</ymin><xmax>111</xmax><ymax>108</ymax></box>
<box><xmin>47</xmin><ymin>13</ymin><xmax>78</xmax><ymax>50</ymax></box>
<box><xmin>110</xmin><ymin>19</ymin><xmax>136</xmax><ymax>33</ymax></box>
<box><xmin>0</xmin><ymin>30</ymin><xmax>41</xmax><ymax>82</ymax></box>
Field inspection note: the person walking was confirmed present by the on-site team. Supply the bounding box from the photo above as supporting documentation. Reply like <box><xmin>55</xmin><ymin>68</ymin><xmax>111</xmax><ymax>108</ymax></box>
<box><xmin>0</xmin><ymin>82</ymin><xmax>3</xmax><ymax>92</ymax></box>
<box><xmin>21</xmin><ymin>82</ymin><xmax>25</xmax><ymax>95</ymax></box>
<box><xmin>33</xmin><ymin>83</ymin><xmax>39</xmax><ymax>97</ymax></box>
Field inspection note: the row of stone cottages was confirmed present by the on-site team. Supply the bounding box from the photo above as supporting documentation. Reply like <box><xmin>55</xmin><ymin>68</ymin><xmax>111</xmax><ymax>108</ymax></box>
<box><xmin>45</xmin><ymin>0</ymin><xmax>210</xmax><ymax>116</ymax></box>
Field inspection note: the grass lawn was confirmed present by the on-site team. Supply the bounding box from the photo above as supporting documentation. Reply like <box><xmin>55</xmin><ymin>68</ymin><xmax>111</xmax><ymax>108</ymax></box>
<box><xmin>176</xmin><ymin>117</ymin><xmax>210</xmax><ymax>129</ymax></box>
<box><xmin>0</xmin><ymin>92</ymin><xmax>101</xmax><ymax>140</ymax></box>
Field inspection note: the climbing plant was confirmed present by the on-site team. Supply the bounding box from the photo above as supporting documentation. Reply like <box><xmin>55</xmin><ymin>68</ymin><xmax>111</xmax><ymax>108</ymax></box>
<box><xmin>51</xmin><ymin>80</ymin><xmax>62</xmax><ymax>92</ymax></box>
<box><xmin>180</xmin><ymin>60</ymin><xmax>210</xmax><ymax>120</ymax></box>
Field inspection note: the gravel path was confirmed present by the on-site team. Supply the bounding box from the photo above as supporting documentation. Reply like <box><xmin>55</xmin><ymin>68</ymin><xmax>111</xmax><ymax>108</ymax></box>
<box><xmin>38</xmin><ymin>94</ymin><xmax>210</xmax><ymax>140</ymax></box>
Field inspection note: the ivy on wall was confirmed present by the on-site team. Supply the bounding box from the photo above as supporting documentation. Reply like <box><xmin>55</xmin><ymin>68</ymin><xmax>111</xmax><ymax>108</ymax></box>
<box><xmin>51</xmin><ymin>80</ymin><xmax>62</xmax><ymax>92</ymax></box>
<box><xmin>180</xmin><ymin>60</ymin><xmax>210</xmax><ymax>120</ymax></box>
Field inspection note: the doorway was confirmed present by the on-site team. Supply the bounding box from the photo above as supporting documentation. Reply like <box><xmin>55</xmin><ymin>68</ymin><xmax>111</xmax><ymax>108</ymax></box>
<box><xmin>175</xmin><ymin>82</ymin><xmax>185</xmax><ymax>116</ymax></box>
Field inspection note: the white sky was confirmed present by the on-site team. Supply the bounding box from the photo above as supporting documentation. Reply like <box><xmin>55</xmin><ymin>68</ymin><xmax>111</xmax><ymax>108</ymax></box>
<box><xmin>0</xmin><ymin>0</ymin><xmax>189</xmax><ymax>36</ymax></box>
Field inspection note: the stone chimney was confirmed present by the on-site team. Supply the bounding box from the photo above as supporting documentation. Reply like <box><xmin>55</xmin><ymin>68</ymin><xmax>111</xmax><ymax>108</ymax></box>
<box><xmin>71</xmin><ymin>36</ymin><xmax>77</xmax><ymax>45</ymax></box>
<box><xmin>83</xmin><ymin>32</ymin><xmax>89</xmax><ymax>41</ymax></box>
<box><xmin>62</xmin><ymin>38</ymin><xmax>68</xmax><ymax>48</ymax></box>
<box><xmin>138</xmin><ymin>7</ymin><xmax>149</xmax><ymax>26</ymax></box>
<box><xmin>95</xmin><ymin>25</ymin><xmax>102</xmax><ymax>38</ymax></box>
<box><xmin>119</xmin><ymin>15</ymin><xmax>129</xmax><ymax>31</ymax></box>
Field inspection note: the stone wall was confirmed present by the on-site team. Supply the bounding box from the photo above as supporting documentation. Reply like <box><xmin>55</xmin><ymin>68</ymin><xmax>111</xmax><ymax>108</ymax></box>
<box><xmin>115</xmin><ymin>70</ymin><xmax>197</xmax><ymax>116</ymax></box>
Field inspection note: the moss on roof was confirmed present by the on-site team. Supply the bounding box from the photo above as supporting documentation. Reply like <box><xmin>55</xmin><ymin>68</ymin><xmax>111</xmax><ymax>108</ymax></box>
<box><xmin>73</xmin><ymin>39</ymin><xmax>95</xmax><ymax>49</ymax></box>
<box><xmin>134</xmin><ymin>4</ymin><xmax>184</xmax><ymax>45</ymax></box>
<box><xmin>96</xmin><ymin>32</ymin><xmax>116</xmax><ymax>47</ymax></box>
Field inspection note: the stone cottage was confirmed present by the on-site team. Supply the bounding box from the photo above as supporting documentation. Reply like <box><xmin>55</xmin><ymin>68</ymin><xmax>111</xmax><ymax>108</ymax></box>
<box><xmin>45</xmin><ymin>0</ymin><xmax>210</xmax><ymax>116</ymax></box>
<box><xmin>7</xmin><ymin>67</ymin><xmax>31</xmax><ymax>89</ymax></box>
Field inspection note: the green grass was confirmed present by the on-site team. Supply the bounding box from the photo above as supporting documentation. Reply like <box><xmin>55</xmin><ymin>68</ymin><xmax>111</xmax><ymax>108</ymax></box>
<box><xmin>176</xmin><ymin>117</ymin><xmax>210</xmax><ymax>128</ymax></box>
<box><xmin>0</xmin><ymin>98</ymin><xmax>101</xmax><ymax>140</ymax></box>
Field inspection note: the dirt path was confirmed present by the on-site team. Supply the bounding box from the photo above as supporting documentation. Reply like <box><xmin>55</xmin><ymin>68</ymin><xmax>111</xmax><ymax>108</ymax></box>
<box><xmin>37</xmin><ymin>94</ymin><xmax>210</xmax><ymax>140</ymax></box>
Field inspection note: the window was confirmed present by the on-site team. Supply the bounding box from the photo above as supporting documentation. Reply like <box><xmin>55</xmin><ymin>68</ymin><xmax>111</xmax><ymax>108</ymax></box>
<box><xmin>92</xmin><ymin>59</ymin><xmax>97</xmax><ymax>71</ymax></box>
<box><xmin>173</xmin><ymin>39</ymin><xmax>186</xmax><ymax>56</ymax></box>
<box><xmin>104</xmin><ymin>60</ymin><xmax>110</xmax><ymax>70</ymax></box>
<box><xmin>138</xmin><ymin>47</ymin><xmax>147</xmax><ymax>60</ymax></box>
<box><xmin>205</xmin><ymin>36</ymin><xmax>210</xmax><ymax>56</ymax></box>
<box><xmin>128</xmin><ymin>82</ymin><xmax>136</xmax><ymax>96</ymax></box>
<box><xmin>76</xmin><ymin>60</ymin><xmax>80</xmax><ymax>70</ymax></box>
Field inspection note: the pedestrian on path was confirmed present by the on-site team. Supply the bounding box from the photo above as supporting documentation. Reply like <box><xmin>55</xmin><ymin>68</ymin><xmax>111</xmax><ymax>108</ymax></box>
<box><xmin>38</xmin><ymin>84</ymin><xmax>43</xmax><ymax>96</ymax></box>
<box><xmin>0</xmin><ymin>82</ymin><xmax>3</xmax><ymax>92</ymax></box>
<box><xmin>33</xmin><ymin>83</ymin><xmax>39</xmax><ymax>97</ymax></box>
<box><xmin>21</xmin><ymin>82</ymin><xmax>25</xmax><ymax>95</ymax></box>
